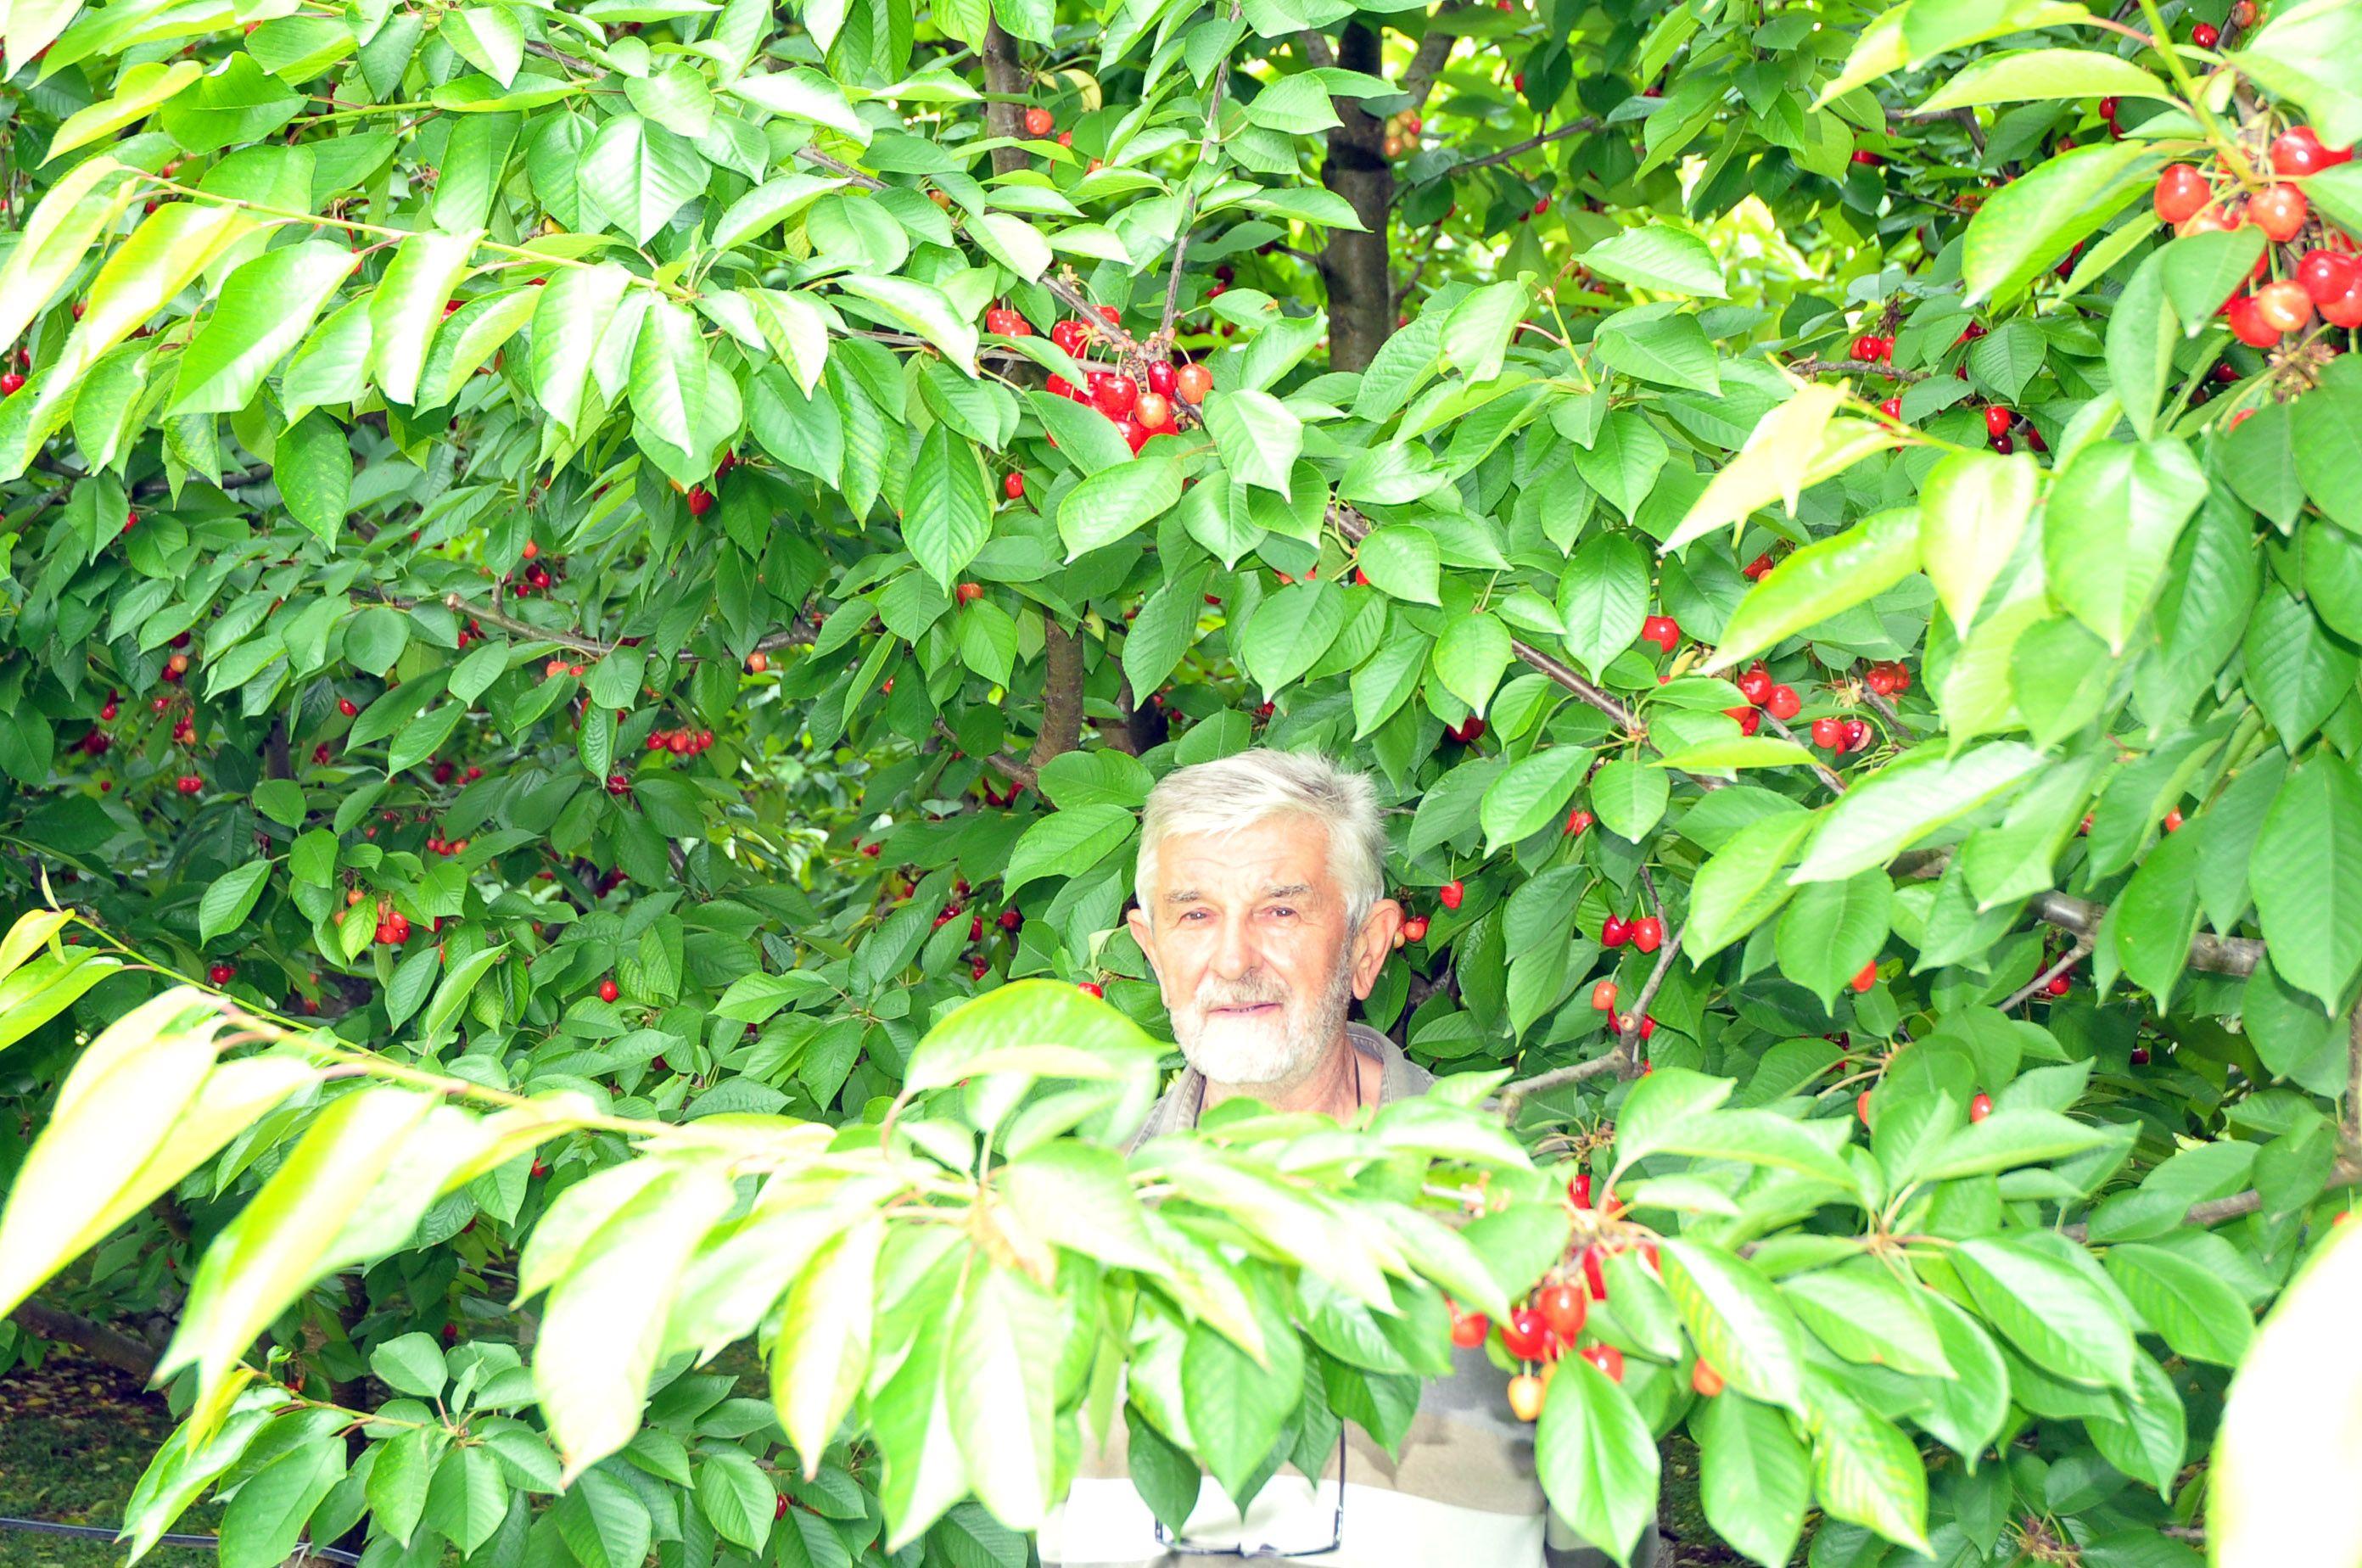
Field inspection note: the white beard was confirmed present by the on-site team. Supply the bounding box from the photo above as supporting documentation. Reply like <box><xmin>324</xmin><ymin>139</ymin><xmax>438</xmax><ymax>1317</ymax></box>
<box><xmin>1170</xmin><ymin>950</ymin><xmax>1355</xmax><ymax>1088</ymax></box>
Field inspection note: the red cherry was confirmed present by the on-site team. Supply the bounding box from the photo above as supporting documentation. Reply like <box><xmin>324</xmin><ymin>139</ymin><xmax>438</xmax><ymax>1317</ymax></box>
<box><xmin>1451</xmin><ymin>1312</ymin><xmax>1492</xmax><ymax>1348</ymax></box>
<box><xmin>1850</xmin><ymin>960</ymin><xmax>1877</xmax><ymax>993</ymax></box>
<box><xmin>956</xmin><ymin>581</ymin><xmax>984</xmax><ymax>604</ymax></box>
<box><xmin>2225</xmin><ymin>293</ymin><xmax>2285</xmax><ymax>347</ymax></box>
<box><xmin>1858</xmin><ymin>1089</ymin><xmax>1874</xmax><ymax>1126</ymax></box>
<box><xmin>0</xmin><ymin>372</ymin><xmax>23</xmax><ymax>396</ymax></box>
<box><xmin>2299</xmin><ymin>249</ymin><xmax>2362</xmax><ymax>306</ymax></box>
<box><xmin>598</xmin><ymin>978</ymin><xmax>619</xmax><ymax>1003</ymax></box>
<box><xmin>1984</xmin><ymin>405</ymin><xmax>2013</xmax><ymax>439</ymax></box>
<box><xmin>338</xmin><ymin>697</ymin><xmax>359</xmax><ymax>717</ymax></box>
<box><xmin>2270</xmin><ymin>126</ymin><xmax>2350</xmax><ymax>178</ymax></box>
<box><xmin>1970</xmin><ymin>1091</ymin><xmax>1994</xmax><ymax>1123</ymax></box>
<box><xmin>1077</xmin><ymin>981</ymin><xmax>1104</xmax><ymax>998</ymax></box>
<box><xmin>1591</xmin><ymin>979</ymin><xmax>1618</xmax><ymax>1011</ymax></box>
<box><xmin>1146</xmin><ymin>361</ymin><xmax>1177</xmax><ymax>395</ymax></box>
<box><xmin>2047</xmin><ymin>972</ymin><xmax>2073</xmax><ymax>996</ymax></box>
<box><xmin>1092</xmin><ymin>373</ymin><xmax>1139</xmax><ymax>419</ymax></box>
<box><xmin>1452</xmin><ymin>715</ymin><xmax>1486</xmax><ymax>744</ymax></box>
<box><xmin>1499</xmin><ymin>1308</ymin><xmax>1550</xmax><ymax>1360</ymax></box>
<box><xmin>1564</xmin><ymin>808</ymin><xmax>1593</xmax><ymax>835</ymax></box>
<box><xmin>1050</xmin><ymin>320</ymin><xmax>1085</xmax><ymax>353</ymax></box>
<box><xmin>2130</xmin><ymin>1044</ymin><xmax>2151</xmax><ymax>1064</ymax></box>
<box><xmin>2251</xmin><ymin>185</ymin><xmax>2309</xmax><ymax>244</ymax></box>
<box><xmin>1538</xmin><ymin>1284</ymin><xmax>1587</xmax><ymax>1340</ymax></box>
<box><xmin>1811</xmin><ymin>716</ymin><xmax>1843</xmax><ymax>748</ymax></box>
<box><xmin>1439</xmin><ymin>879</ymin><xmax>1464</xmax><ymax>910</ymax></box>
<box><xmin>1736</xmin><ymin>667</ymin><xmax>1772</xmax><ymax>705</ymax></box>
<box><xmin>1879</xmin><ymin>396</ymin><xmax>1902</xmax><ymax>419</ymax></box>
<box><xmin>1691</xmin><ymin>1358</ymin><xmax>1724</xmax><ymax>1397</ymax></box>
<box><xmin>1402</xmin><ymin>915</ymin><xmax>1430</xmax><ymax>942</ymax></box>
<box><xmin>2163</xmin><ymin>808</ymin><xmax>2185</xmax><ymax>832</ymax></box>
<box><xmin>1727</xmin><ymin>706</ymin><xmax>1761</xmax><ymax>736</ymax></box>
<box><xmin>1631</xmin><ymin>916</ymin><xmax>1663</xmax><ymax>954</ymax></box>
<box><xmin>2154</xmin><ymin>164</ymin><xmax>2211</xmax><ymax>224</ymax></box>
<box><xmin>686</xmin><ymin>486</ymin><xmax>714</xmax><ymax>517</ymax></box>
<box><xmin>1004</xmin><ymin>472</ymin><xmax>1025</xmax><ymax>499</ymax></box>
<box><xmin>1850</xmin><ymin>148</ymin><xmax>1883</xmax><ymax>166</ymax></box>
<box><xmin>1532</xmin><ymin>196</ymin><xmax>1551</xmax><ymax>216</ymax></box>
<box><xmin>2324</xmin><ymin>277</ymin><xmax>2362</xmax><ymax>329</ymax></box>
<box><xmin>1601</xmin><ymin>916</ymin><xmax>1629</xmax><ymax>948</ymax></box>
<box><xmin>1022</xmin><ymin>106</ymin><xmax>1054</xmax><ymax>137</ymax></box>
<box><xmin>1569</xmin><ymin>1173</ymin><xmax>1593</xmax><ymax>1209</ymax></box>
<box><xmin>1640</xmin><ymin>613</ymin><xmax>1680</xmax><ymax>652</ymax></box>
<box><xmin>2190</xmin><ymin>21</ymin><xmax>2218</xmax><ymax>47</ymax></box>
<box><xmin>1579</xmin><ymin>1344</ymin><xmax>1624</xmax><ymax>1383</ymax></box>
<box><xmin>2254</xmin><ymin>280</ymin><xmax>2315</xmax><ymax>335</ymax></box>
<box><xmin>1764</xmin><ymin>685</ymin><xmax>1801</xmax><ymax>720</ymax></box>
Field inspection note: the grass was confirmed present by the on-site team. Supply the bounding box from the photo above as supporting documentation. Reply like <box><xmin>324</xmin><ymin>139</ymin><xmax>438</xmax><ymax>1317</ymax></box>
<box><xmin>0</xmin><ymin>1347</ymin><xmax>215</xmax><ymax>1568</ymax></box>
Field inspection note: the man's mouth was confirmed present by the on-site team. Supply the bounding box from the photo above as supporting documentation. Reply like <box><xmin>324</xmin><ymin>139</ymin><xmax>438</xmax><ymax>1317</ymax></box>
<box><xmin>1207</xmin><ymin>1001</ymin><xmax>1281</xmax><ymax>1016</ymax></box>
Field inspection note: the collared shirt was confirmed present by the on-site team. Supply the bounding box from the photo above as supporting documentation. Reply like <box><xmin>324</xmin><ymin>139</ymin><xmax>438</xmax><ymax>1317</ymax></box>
<box><xmin>1040</xmin><ymin>1024</ymin><xmax>1639</xmax><ymax>1568</ymax></box>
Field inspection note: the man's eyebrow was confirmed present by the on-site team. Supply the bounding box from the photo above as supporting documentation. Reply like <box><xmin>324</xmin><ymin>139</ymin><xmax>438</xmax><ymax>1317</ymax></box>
<box><xmin>1261</xmin><ymin>882</ymin><xmax>1313</xmax><ymax>900</ymax></box>
<box><xmin>1161</xmin><ymin>888</ymin><xmax>1201</xmax><ymax>905</ymax></box>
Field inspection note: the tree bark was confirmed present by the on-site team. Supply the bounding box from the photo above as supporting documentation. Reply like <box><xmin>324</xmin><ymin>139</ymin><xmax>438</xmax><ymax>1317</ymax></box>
<box><xmin>1031</xmin><ymin>623</ymin><xmax>1085</xmax><ymax>768</ymax></box>
<box><xmin>8</xmin><ymin>1299</ymin><xmax>159</xmax><ymax>1379</ymax></box>
<box><xmin>1317</xmin><ymin>23</ymin><xmax>1395</xmax><ymax>373</ymax></box>
<box><xmin>982</xmin><ymin>20</ymin><xmax>1028</xmax><ymax>171</ymax></box>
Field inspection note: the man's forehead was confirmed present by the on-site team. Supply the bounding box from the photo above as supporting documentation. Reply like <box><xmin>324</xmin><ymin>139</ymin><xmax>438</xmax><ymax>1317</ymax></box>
<box><xmin>1154</xmin><ymin>816</ymin><xmax>1338</xmax><ymax>893</ymax></box>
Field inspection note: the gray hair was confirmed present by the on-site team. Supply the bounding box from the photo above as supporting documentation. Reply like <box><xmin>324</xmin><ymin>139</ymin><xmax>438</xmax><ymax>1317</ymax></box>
<box><xmin>1134</xmin><ymin>749</ymin><xmax>1389</xmax><ymax>932</ymax></box>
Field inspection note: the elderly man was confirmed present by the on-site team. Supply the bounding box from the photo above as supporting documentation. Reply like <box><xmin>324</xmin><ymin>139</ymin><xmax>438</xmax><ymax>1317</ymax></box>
<box><xmin>1039</xmin><ymin>748</ymin><xmax>1654</xmax><ymax>1568</ymax></box>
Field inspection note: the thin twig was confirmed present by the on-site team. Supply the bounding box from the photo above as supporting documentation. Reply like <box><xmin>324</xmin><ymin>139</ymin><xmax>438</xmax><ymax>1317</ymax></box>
<box><xmin>1613</xmin><ymin>925</ymin><xmax>1684</xmax><ymax>1078</ymax></box>
<box><xmin>2346</xmin><ymin>999</ymin><xmax>2361</xmax><ymax>1150</ymax></box>
<box><xmin>932</xmin><ymin>719</ymin><xmax>1037</xmax><ymax>788</ymax></box>
<box><xmin>2000</xmin><ymin>934</ymin><xmax>2091</xmax><ymax>1014</ymax></box>
<box><xmin>1785</xmin><ymin>356</ymin><xmax>1932</xmax><ymax>384</ymax></box>
<box><xmin>1159</xmin><ymin>2</ymin><xmax>1245</xmax><ymax>345</ymax></box>
<box><xmin>1758</xmin><ymin>711</ymin><xmax>1850</xmax><ymax>795</ymax></box>
<box><xmin>372</xmin><ymin>592</ymin><xmax>814</xmax><ymax>662</ymax></box>
<box><xmin>1419</xmin><ymin>118</ymin><xmax>1602</xmax><ymax>188</ymax></box>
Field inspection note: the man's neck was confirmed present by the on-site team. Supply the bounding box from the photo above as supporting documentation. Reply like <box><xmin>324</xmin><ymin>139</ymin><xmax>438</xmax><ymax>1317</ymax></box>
<box><xmin>1201</xmin><ymin>1028</ymin><xmax>1369</xmax><ymax>1121</ymax></box>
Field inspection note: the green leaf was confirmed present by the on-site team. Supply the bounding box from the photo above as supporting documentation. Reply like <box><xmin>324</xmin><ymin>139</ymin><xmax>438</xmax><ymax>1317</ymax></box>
<box><xmin>369</xmin><ymin>231</ymin><xmax>479</xmax><ymax>407</ymax></box>
<box><xmin>1182</xmin><ymin>1312</ymin><xmax>1302</xmax><ymax>1500</ymax></box>
<box><xmin>1961</xmin><ymin>141</ymin><xmax>2162</xmax><ymax>305</ymax></box>
<box><xmin>1693</xmin><ymin>1390</ymin><xmax>1807</xmax><ymax>1568</ymax></box>
<box><xmin>1687</xmin><ymin>808</ymin><xmax>1815</xmax><ymax>957</ymax></box>
<box><xmin>1431</xmin><ymin>613</ymin><xmax>1511</xmax><ymax>714</ymax></box>
<box><xmin>1357</xmin><ymin>524</ymin><xmax>1440</xmax><ymax>605</ymax></box>
<box><xmin>1660</xmin><ymin>1239</ymin><xmax>1809</xmax><ymax>1412</ymax></box>
<box><xmin>199</xmin><ymin>862</ymin><xmax>271</xmax><ymax>946</ymax></box>
<box><xmin>1590</xmin><ymin>756</ymin><xmax>1669</xmax><ymax>842</ymax></box>
<box><xmin>1055</xmin><ymin>453</ymin><xmax>1184</xmax><ymax>557</ymax></box>
<box><xmin>697</xmin><ymin>1448</ymin><xmax>776</xmax><ymax>1552</ymax></box>
<box><xmin>1533</xmin><ymin>1351</ymin><xmax>1660</xmax><ymax>1566</ymax></box>
<box><xmin>1581</xmin><ymin>223</ymin><xmax>1728</xmax><ymax>298</ymax></box>
<box><xmin>45</xmin><ymin>59</ymin><xmax>202</xmax><ymax>161</ymax></box>
<box><xmin>1239</xmin><ymin>582</ymin><xmax>1346</xmax><ymax>701</ymax></box>
<box><xmin>1706</xmin><ymin>507</ymin><xmax>1920</xmax><ymax>672</ymax></box>
<box><xmin>2046</xmin><ymin>439</ymin><xmax>2208</xmax><ymax>653</ymax></box>
<box><xmin>581</xmin><ymin>115</ymin><xmax>708</xmax><ymax>244</ymax></box>
<box><xmin>369</xmin><ymin>1332</ymin><xmax>448</xmax><ymax>1399</ymax></box>
<box><xmin>1773</xmin><ymin>871</ymin><xmax>1889</xmax><ymax>1009</ymax></box>
<box><xmin>1004</xmin><ymin>804</ymin><xmax>1136</xmax><ymax>894</ymax></box>
<box><xmin>277</xmin><ymin>412</ymin><xmax>352</xmax><ymax>546</ymax></box>
<box><xmin>1202</xmin><ymin>389</ymin><xmax>1301</xmax><ymax>493</ymax></box>
<box><xmin>1805</xmin><ymin>1379</ymin><xmax>1931</xmax><ymax>1554</ymax></box>
<box><xmin>1660</xmin><ymin>386</ymin><xmax>1857</xmax><ymax>555</ymax></box>
<box><xmin>2234</xmin><ymin>0</ymin><xmax>2362</xmax><ymax>149</ymax></box>
<box><xmin>773</xmin><ymin>1218</ymin><xmax>884</xmax><ymax>1470</ymax></box>
<box><xmin>170</xmin><ymin>242</ymin><xmax>354</xmax><ymax>416</ymax></box>
<box><xmin>1441</xmin><ymin>280</ymin><xmax>1531</xmax><ymax>385</ymax></box>
<box><xmin>948</xmin><ymin>1268</ymin><xmax>1061</xmax><ymax>1529</ymax></box>
<box><xmin>2162</xmin><ymin>229</ymin><xmax>2267</xmax><ymax>333</ymax></box>
<box><xmin>2248</xmin><ymin>753</ymin><xmax>2362</xmax><ymax>1011</ymax></box>
<box><xmin>1791</xmin><ymin>742</ymin><xmax>2045</xmax><ymax>883</ymax></box>
<box><xmin>442</xmin><ymin>5</ymin><xmax>524</xmax><ymax>83</ymax></box>
<box><xmin>1481</xmin><ymin>748</ymin><xmax>1592</xmax><ymax>853</ymax></box>
<box><xmin>531</xmin><ymin>264</ymin><xmax>635</xmax><ymax>435</ymax></box>
<box><xmin>907</xmin><ymin>426</ymin><xmax>993</xmax><ymax>591</ymax></box>
<box><xmin>1558</xmin><ymin>531</ymin><xmax>1649</xmax><ymax>675</ymax></box>
<box><xmin>534</xmin><ymin>1161</ymin><xmax>737</xmax><ymax>1481</ymax></box>
<box><xmin>1951</xmin><ymin>1236</ymin><xmax>2135</xmax><ymax>1390</ymax></box>
<box><xmin>1918</xmin><ymin>451</ymin><xmax>2039</xmax><ymax>636</ymax></box>
<box><xmin>2104</xmin><ymin>1243</ymin><xmax>2253</xmax><ymax>1366</ymax></box>
<box><xmin>1920</xmin><ymin>48</ymin><xmax>2172</xmax><ymax>111</ymax></box>
<box><xmin>2113</xmin><ymin>820</ymin><xmax>2204</xmax><ymax>1005</ymax></box>
<box><xmin>2243</xmin><ymin>585</ymin><xmax>2359</xmax><ymax>748</ymax></box>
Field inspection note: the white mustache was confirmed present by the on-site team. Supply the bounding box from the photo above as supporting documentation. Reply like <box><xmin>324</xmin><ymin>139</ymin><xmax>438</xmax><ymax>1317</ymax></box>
<box><xmin>1196</xmin><ymin>984</ymin><xmax>1289</xmax><ymax>1009</ymax></box>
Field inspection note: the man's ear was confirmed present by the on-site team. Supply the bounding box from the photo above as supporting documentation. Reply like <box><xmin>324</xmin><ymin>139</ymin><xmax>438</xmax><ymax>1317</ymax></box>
<box><xmin>1349</xmin><ymin>898</ymin><xmax>1403</xmax><ymax>1000</ymax></box>
<box><xmin>1126</xmin><ymin>905</ymin><xmax>1161</xmax><ymax>990</ymax></box>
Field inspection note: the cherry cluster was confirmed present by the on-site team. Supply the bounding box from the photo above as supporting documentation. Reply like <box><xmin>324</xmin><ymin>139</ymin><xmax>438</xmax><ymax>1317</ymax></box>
<box><xmin>1585</xmin><ymin>977</ymin><xmax>1658</xmax><ymax>1039</ymax></box>
<box><xmin>2152</xmin><ymin>126</ymin><xmax>2362</xmax><ymax>344</ymax></box>
<box><xmin>646</xmin><ymin>725</ymin><xmax>718</xmax><ymax>755</ymax></box>
<box><xmin>1452</xmin><ymin>1176</ymin><xmax>1690</xmax><ymax>1421</ymax></box>
<box><xmin>1026</xmin><ymin>309</ymin><xmax>1215</xmax><ymax>454</ymax></box>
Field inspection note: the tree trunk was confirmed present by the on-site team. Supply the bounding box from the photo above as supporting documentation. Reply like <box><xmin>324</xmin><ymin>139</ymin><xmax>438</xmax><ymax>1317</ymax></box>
<box><xmin>8</xmin><ymin>1299</ymin><xmax>159</xmax><ymax>1379</ymax></box>
<box><xmin>1317</xmin><ymin>24</ymin><xmax>1395</xmax><ymax>373</ymax></box>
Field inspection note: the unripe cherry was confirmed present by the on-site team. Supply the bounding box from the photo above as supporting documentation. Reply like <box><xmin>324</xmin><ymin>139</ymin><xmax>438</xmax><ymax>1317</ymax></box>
<box><xmin>2249</xmin><ymin>184</ymin><xmax>2308</xmax><ymax>243</ymax></box>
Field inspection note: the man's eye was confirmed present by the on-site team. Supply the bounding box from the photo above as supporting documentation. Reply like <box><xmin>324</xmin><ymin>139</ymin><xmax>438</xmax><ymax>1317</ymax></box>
<box><xmin>1269</xmin><ymin>907</ymin><xmax>1296</xmax><ymax>919</ymax></box>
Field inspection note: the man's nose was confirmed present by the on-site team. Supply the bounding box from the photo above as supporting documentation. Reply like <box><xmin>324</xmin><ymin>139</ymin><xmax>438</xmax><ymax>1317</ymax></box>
<box><xmin>1210</xmin><ymin>911</ymin><xmax>1257</xmax><ymax>980</ymax></box>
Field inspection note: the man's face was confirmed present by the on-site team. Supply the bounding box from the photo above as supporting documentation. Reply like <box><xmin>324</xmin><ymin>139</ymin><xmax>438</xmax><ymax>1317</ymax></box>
<box><xmin>1125</xmin><ymin>813</ymin><xmax>1402</xmax><ymax>1089</ymax></box>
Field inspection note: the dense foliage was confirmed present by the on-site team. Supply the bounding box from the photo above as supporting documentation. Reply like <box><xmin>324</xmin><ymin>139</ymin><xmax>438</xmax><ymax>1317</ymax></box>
<box><xmin>3</xmin><ymin>0</ymin><xmax>2362</xmax><ymax>1561</ymax></box>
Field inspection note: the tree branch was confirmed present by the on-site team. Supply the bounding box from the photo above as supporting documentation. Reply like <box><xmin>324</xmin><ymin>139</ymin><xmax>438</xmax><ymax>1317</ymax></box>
<box><xmin>1498</xmin><ymin>1049</ymin><xmax>1630</xmax><ymax>1117</ymax></box>
<box><xmin>934</xmin><ymin>720</ymin><xmax>1037</xmax><ymax>788</ymax></box>
<box><xmin>1399</xmin><ymin>14</ymin><xmax>1460</xmax><ymax>113</ymax></box>
<box><xmin>1999</xmin><ymin>934</ymin><xmax>2091</xmax><ymax>1014</ymax></box>
<box><xmin>1758</xmin><ymin>710</ymin><xmax>1849</xmax><ymax>795</ymax></box>
<box><xmin>2062</xmin><ymin>1158</ymin><xmax>2362</xmax><ymax>1242</ymax></box>
<box><xmin>1030</xmin><ymin>623</ymin><xmax>1085</xmax><ymax>769</ymax></box>
<box><xmin>1890</xmin><ymin>847</ymin><xmax>2268</xmax><ymax>979</ymax></box>
<box><xmin>1158</xmin><ymin>2</ymin><xmax>1246</xmax><ymax>344</ymax></box>
<box><xmin>1613</xmin><ymin>924</ymin><xmax>1685</xmax><ymax>1077</ymax></box>
<box><xmin>1415</xmin><ymin>118</ymin><xmax>1601</xmax><ymax>188</ymax></box>
<box><xmin>371</xmin><ymin>593</ymin><xmax>815</xmax><ymax>663</ymax></box>
<box><xmin>1785</xmin><ymin>356</ymin><xmax>1931</xmax><ymax>384</ymax></box>
<box><xmin>8</xmin><ymin>1299</ymin><xmax>158</xmax><ymax>1379</ymax></box>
